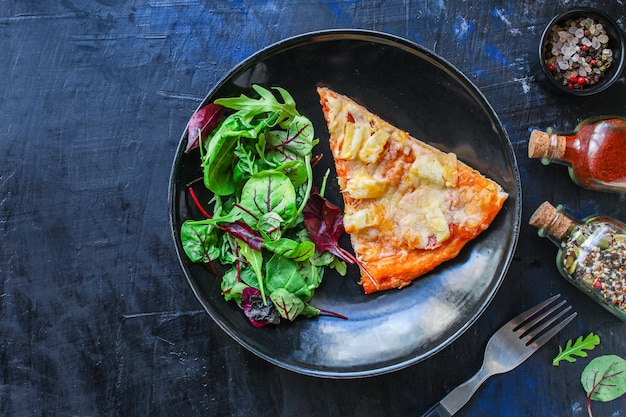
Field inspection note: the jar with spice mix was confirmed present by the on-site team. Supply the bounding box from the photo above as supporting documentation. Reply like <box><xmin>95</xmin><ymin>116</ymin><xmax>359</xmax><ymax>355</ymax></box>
<box><xmin>530</xmin><ymin>201</ymin><xmax>626</xmax><ymax>321</ymax></box>
<box><xmin>528</xmin><ymin>116</ymin><xmax>626</xmax><ymax>193</ymax></box>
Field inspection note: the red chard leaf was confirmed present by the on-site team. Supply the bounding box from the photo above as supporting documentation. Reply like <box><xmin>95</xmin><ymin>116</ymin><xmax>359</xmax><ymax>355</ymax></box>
<box><xmin>303</xmin><ymin>188</ymin><xmax>378</xmax><ymax>288</ymax></box>
<box><xmin>218</xmin><ymin>221</ymin><xmax>265</xmax><ymax>251</ymax></box>
<box><xmin>303</xmin><ymin>188</ymin><xmax>346</xmax><ymax>255</ymax></box>
<box><xmin>241</xmin><ymin>287</ymin><xmax>280</xmax><ymax>327</ymax></box>
<box><xmin>185</xmin><ymin>103</ymin><xmax>225</xmax><ymax>153</ymax></box>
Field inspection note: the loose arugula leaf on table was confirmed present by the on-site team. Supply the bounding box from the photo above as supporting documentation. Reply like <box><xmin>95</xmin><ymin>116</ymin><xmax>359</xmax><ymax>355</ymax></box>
<box><xmin>553</xmin><ymin>333</ymin><xmax>601</xmax><ymax>366</ymax></box>
<box><xmin>581</xmin><ymin>355</ymin><xmax>626</xmax><ymax>417</ymax></box>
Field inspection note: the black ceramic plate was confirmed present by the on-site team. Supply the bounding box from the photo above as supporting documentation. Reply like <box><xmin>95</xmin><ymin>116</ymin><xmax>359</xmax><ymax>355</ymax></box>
<box><xmin>169</xmin><ymin>30</ymin><xmax>521</xmax><ymax>378</ymax></box>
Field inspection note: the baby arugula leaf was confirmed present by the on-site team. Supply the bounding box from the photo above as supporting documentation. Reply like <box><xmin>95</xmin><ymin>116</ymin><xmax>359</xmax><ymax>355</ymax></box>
<box><xmin>581</xmin><ymin>355</ymin><xmax>626</xmax><ymax>417</ymax></box>
<box><xmin>215</xmin><ymin>85</ymin><xmax>299</xmax><ymax>128</ymax></box>
<box><xmin>553</xmin><ymin>333</ymin><xmax>601</xmax><ymax>366</ymax></box>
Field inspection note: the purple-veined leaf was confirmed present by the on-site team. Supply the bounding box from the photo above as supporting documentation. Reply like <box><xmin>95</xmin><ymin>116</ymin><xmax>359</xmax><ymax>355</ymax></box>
<box><xmin>303</xmin><ymin>189</ymin><xmax>378</xmax><ymax>287</ymax></box>
<box><xmin>266</xmin><ymin>115</ymin><xmax>315</xmax><ymax>163</ymax></box>
<box><xmin>241</xmin><ymin>287</ymin><xmax>280</xmax><ymax>328</ymax></box>
<box><xmin>185</xmin><ymin>103</ymin><xmax>225</xmax><ymax>153</ymax></box>
<box><xmin>581</xmin><ymin>354</ymin><xmax>626</xmax><ymax>417</ymax></box>
<box><xmin>237</xmin><ymin>171</ymin><xmax>297</xmax><ymax>226</ymax></box>
<box><xmin>180</xmin><ymin>221</ymin><xmax>220</xmax><ymax>263</ymax></box>
<box><xmin>218</xmin><ymin>222</ymin><xmax>264</xmax><ymax>251</ymax></box>
<box><xmin>269</xmin><ymin>288</ymin><xmax>305</xmax><ymax>321</ymax></box>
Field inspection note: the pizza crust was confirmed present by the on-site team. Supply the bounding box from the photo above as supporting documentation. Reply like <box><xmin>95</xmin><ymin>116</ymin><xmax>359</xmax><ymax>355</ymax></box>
<box><xmin>317</xmin><ymin>87</ymin><xmax>508</xmax><ymax>293</ymax></box>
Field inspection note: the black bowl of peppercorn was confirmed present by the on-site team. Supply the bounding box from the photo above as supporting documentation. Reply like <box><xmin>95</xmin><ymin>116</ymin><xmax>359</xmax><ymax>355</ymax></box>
<box><xmin>539</xmin><ymin>7</ymin><xmax>625</xmax><ymax>96</ymax></box>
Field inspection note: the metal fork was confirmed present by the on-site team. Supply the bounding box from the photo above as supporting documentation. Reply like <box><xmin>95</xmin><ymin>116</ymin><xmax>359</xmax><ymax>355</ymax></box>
<box><xmin>422</xmin><ymin>294</ymin><xmax>577</xmax><ymax>417</ymax></box>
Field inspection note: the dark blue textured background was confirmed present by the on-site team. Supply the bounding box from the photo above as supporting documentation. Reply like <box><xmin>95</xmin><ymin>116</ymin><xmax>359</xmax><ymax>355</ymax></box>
<box><xmin>1</xmin><ymin>1</ymin><xmax>625</xmax><ymax>416</ymax></box>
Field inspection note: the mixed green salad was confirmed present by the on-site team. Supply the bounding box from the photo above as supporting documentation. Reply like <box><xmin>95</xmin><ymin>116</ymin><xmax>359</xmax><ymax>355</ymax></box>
<box><xmin>180</xmin><ymin>85</ymin><xmax>356</xmax><ymax>327</ymax></box>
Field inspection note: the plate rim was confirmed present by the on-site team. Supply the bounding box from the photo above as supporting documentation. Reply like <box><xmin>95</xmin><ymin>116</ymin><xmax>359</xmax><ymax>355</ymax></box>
<box><xmin>168</xmin><ymin>28</ymin><xmax>523</xmax><ymax>378</ymax></box>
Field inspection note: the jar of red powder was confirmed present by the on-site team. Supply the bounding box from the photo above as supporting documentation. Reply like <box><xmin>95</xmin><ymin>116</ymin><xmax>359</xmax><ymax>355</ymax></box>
<box><xmin>528</xmin><ymin>116</ymin><xmax>626</xmax><ymax>193</ymax></box>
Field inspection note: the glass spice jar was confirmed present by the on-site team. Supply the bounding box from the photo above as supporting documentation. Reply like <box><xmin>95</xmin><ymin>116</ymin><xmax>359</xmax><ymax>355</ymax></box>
<box><xmin>530</xmin><ymin>201</ymin><xmax>626</xmax><ymax>321</ymax></box>
<box><xmin>528</xmin><ymin>116</ymin><xmax>626</xmax><ymax>193</ymax></box>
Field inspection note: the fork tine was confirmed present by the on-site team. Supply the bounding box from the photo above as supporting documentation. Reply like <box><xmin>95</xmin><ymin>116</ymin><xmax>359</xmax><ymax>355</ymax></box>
<box><xmin>521</xmin><ymin>305</ymin><xmax>573</xmax><ymax>344</ymax></box>
<box><xmin>517</xmin><ymin>300</ymin><xmax>568</xmax><ymax>339</ymax></box>
<box><xmin>528</xmin><ymin>312</ymin><xmax>578</xmax><ymax>348</ymax></box>
<box><xmin>509</xmin><ymin>294</ymin><xmax>561</xmax><ymax>328</ymax></box>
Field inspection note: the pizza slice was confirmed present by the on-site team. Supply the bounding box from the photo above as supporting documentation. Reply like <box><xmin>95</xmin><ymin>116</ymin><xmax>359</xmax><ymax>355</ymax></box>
<box><xmin>317</xmin><ymin>87</ymin><xmax>508</xmax><ymax>294</ymax></box>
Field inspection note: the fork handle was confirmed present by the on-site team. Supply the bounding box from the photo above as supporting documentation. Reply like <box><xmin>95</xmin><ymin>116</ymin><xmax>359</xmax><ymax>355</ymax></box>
<box><xmin>421</xmin><ymin>403</ymin><xmax>452</xmax><ymax>417</ymax></box>
<box><xmin>439</xmin><ymin>365</ymin><xmax>491</xmax><ymax>415</ymax></box>
<box><xmin>422</xmin><ymin>365</ymin><xmax>491</xmax><ymax>416</ymax></box>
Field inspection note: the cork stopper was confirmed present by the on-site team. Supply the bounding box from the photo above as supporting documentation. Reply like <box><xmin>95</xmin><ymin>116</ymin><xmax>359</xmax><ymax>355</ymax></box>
<box><xmin>528</xmin><ymin>130</ymin><xmax>566</xmax><ymax>160</ymax></box>
<box><xmin>529</xmin><ymin>201</ymin><xmax>573</xmax><ymax>240</ymax></box>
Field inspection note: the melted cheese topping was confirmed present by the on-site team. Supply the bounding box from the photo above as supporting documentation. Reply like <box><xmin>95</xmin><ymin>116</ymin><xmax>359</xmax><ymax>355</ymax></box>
<box><xmin>329</xmin><ymin>93</ymin><xmax>461</xmax><ymax>251</ymax></box>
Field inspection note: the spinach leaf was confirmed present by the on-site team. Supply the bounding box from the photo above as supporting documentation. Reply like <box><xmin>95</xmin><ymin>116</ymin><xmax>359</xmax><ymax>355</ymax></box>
<box><xmin>263</xmin><ymin>238</ymin><xmax>315</xmax><ymax>262</ymax></box>
<box><xmin>581</xmin><ymin>354</ymin><xmax>626</xmax><ymax>415</ymax></box>
<box><xmin>276</xmin><ymin>160</ymin><xmax>308</xmax><ymax>188</ymax></box>
<box><xmin>297</xmin><ymin>262</ymin><xmax>323</xmax><ymax>297</ymax></box>
<box><xmin>266</xmin><ymin>115</ymin><xmax>316</xmax><ymax>163</ymax></box>
<box><xmin>237</xmin><ymin>171</ymin><xmax>296</xmax><ymax>226</ymax></box>
<box><xmin>238</xmin><ymin>264</ymin><xmax>261</xmax><ymax>290</ymax></box>
<box><xmin>201</xmin><ymin>114</ymin><xmax>249</xmax><ymax>196</ymax></box>
<box><xmin>270</xmin><ymin>288</ymin><xmax>305</xmax><ymax>321</ymax></box>
<box><xmin>265</xmin><ymin>255</ymin><xmax>311</xmax><ymax>299</ymax></box>
<box><xmin>203</xmin><ymin>111</ymin><xmax>280</xmax><ymax>196</ymax></box>
<box><xmin>180</xmin><ymin>220</ymin><xmax>220</xmax><ymax>263</ymax></box>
